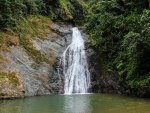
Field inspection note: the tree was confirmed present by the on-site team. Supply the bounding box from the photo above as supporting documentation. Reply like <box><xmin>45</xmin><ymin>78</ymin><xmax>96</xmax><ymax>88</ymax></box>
<box><xmin>86</xmin><ymin>0</ymin><xmax>150</xmax><ymax>87</ymax></box>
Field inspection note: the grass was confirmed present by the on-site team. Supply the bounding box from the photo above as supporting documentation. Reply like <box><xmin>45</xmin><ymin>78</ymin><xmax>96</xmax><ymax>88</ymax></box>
<box><xmin>18</xmin><ymin>15</ymin><xmax>55</xmax><ymax>64</ymax></box>
<box><xmin>0</xmin><ymin>72</ymin><xmax>20</xmax><ymax>86</ymax></box>
<box><xmin>0</xmin><ymin>15</ymin><xmax>57</xmax><ymax>64</ymax></box>
<box><xmin>19</xmin><ymin>35</ymin><xmax>46</xmax><ymax>63</ymax></box>
<box><xmin>0</xmin><ymin>29</ymin><xmax>18</xmax><ymax>51</ymax></box>
<box><xmin>18</xmin><ymin>15</ymin><xmax>53</xmax><ymax>39</ymax></box>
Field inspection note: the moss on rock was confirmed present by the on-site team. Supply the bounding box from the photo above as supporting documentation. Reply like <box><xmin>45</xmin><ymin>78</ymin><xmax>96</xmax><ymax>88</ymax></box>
<box><xmin>0</xmin><ymin>72</ymin><xmax>25</xmax><ymax>99</ymax></box>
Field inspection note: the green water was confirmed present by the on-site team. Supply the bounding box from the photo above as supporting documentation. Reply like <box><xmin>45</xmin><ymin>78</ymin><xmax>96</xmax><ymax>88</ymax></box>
<box><xmin>0</xmin><ymin>94</ymin><xmax>150</xmax><ymax>113</ymax></box>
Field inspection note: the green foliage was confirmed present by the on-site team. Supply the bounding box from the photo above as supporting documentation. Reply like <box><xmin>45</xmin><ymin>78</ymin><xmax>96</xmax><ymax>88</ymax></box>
<box><xmin>0</xmin><ymin>0</ymin><xmax>86</xmax><ymax>30</ymax></box>
<box><xmin>0</xmin><ymin>0</ymin><xmax>47</xmax><ymax>30</ymax></box>
<box><xmin>23</xmin><ymin>0</ymin><xmax>46</xmax><ymax>15</ymax></box>
<box><xmin>86</xmin><ymin>0</ymin><xmax>150</xmax><ymax>88</ymax></box>
<box><xmin>0</xmin><ymin>0</ymin><xmax>26</xmax><ymax>29</ymax></box>
<box><xmin>42</xmin><ymin>0</ymin><xmax>87</xmax><ymax>21</ymax></box>
<box><xmin>68</xmin><ymin>0</ymin><xmax>87</xmax><ymax>22</ymax></box>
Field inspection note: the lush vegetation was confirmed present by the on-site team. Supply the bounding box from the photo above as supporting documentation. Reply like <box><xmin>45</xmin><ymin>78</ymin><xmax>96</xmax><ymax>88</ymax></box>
<box><xmin>0</xmin><ymin>0</ymin><xmax>86</xmax><ymax>31</ymax></box>
<box><xmin>86</xmin><ymin>0</ymin><xmax>150</xmax><ymax>88</ymax></box>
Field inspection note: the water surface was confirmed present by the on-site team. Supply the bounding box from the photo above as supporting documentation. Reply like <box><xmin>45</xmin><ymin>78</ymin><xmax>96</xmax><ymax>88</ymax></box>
<box><xmin>0</xmin><ymin>94</ymin><xmax>150</xmax><ymax>113</ymax></box>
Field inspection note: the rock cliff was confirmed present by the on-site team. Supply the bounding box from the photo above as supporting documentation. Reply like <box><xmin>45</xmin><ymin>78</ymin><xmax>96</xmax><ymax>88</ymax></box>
<box><xmin>0</xmin><ymin>23</ymin><xmax>72</xmax><ymax>99</ymax></box>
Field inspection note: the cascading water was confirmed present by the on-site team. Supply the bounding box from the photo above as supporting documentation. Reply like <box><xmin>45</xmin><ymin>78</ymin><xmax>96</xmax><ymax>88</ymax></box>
<box><xmin>60</xmin><ymin>27</ymin><xmax>90</xmax><ymax>94</ymax></box>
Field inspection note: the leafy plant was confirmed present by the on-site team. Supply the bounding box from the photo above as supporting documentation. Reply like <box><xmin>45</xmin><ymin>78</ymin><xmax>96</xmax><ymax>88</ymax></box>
<box><xmin>86</xmin><ymin>0</ymin><xmax>150</xmax><ymax>88</ymax></box>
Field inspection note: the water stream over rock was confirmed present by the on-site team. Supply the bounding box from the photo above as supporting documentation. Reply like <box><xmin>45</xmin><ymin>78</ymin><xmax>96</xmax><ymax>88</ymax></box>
<box><xmin>60</xmin><ymin>27</ymin><xmax>91</xmax><ymax>94</ymax></box>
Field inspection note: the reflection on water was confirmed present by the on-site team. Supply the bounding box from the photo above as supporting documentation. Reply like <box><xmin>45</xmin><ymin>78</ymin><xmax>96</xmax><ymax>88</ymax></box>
<box><xmin>0</xmin><ymin>94</ymin><xmax>150</xmax><ymax>113</ymax></box>
<box><xmin>63</xmin><ymin>94</ymin><xmax>91</xmax><ymax>113</ymax></box>
<box><xmin>0</xmin><ymin>99</ymin><xmax>24</xmax><ymax>113</ymax></box>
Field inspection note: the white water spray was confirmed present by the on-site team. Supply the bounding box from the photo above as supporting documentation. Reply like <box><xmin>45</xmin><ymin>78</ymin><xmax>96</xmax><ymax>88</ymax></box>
<box><xmin>61</xmin><ymin>27</ymin><xmax>90</xmax><ymax>94</ymax></box>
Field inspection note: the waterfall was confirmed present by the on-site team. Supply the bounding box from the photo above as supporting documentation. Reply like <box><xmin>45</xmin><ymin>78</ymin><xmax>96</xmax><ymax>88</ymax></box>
<box><xmin>60</xmin><ymin>27</ymin><xmax>90</xmax><ymax>94</ymax></box>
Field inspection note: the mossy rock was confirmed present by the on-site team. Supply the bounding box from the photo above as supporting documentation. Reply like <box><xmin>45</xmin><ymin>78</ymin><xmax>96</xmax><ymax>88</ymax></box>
<box><xmin>0</xmin><ymin>72</ymin><xmax>25</xmax><ymax>99</ymax></box>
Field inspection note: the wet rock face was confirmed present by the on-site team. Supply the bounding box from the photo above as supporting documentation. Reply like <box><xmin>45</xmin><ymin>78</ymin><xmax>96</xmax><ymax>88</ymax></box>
<box><xmin>0</xmin><ymin>23</ymin><xmax>72</xmax><ymax>98</ymax></box>
<box><xmin>86</xmin><ymin>42</ymin><xmax>150</xmax><ymax>97</ymax></box>
<box><xmin>85</xmin><ymin>41</ymin><xmax>121</xmax><ymax>94</ymax></box>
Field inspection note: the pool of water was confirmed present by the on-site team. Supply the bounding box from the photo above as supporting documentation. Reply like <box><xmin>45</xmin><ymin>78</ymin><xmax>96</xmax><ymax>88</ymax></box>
<box><xmin>0</xmin><ymin>94</ymin><xmax>150</xmax><ymax>113</ymax></box>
